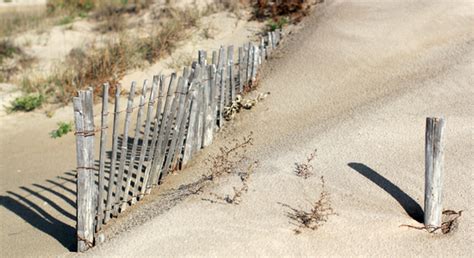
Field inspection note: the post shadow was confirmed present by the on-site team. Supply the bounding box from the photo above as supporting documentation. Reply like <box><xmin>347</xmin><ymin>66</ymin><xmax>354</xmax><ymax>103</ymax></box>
<box><xmin>0</xmin><ymin>172</ymin><xmax>77</xmax><ymax>251</ymax></box>
<box><xmin>348</xmin><ymin>162</ymin><xmax>424</xmax><ymax>223</ymax></box>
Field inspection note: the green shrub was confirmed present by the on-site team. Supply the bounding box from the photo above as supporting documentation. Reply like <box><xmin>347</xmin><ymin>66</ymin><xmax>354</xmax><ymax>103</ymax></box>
<box><xmin>267</xmin><ymin>17</ymin><xmax>289</xmax><ymax>31</ymax></box>
<box><xmin>8</xmin><ymin>94</ymin><xmax>44</xmax><ymax>112</ymax></box>
<box><xmin>50</xmin><ymin>121</ymin><xmax>73</xmax><ymax>138</ymax></box>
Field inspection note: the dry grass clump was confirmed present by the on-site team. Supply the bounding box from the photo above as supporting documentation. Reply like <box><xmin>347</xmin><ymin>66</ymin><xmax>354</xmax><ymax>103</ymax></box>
<box><xmin>294</xmin><ymin>149</ymin><xmax>317</xmax><ymax>179</ymax></box>
<box><xmin>282</xmin><ymin>176</ymin><xmax>335</xmax><ymax>234</ymax></box>
<box><xmin>254</xmin><ymin>0</ymin><xmax>313</xmax><ymax>20</ymax></box>
<box><xmin>0</xmin><ymin>8</ymin><xmax>50</xmax><ymax>38</ymax></box>
<box><xmin>0</xmin><ymin>39</ymin><xmax>34</xmax><ymax>83</ymax></box>
<box><xmin>20</xmin><ymin>7</ymin><xmax>202</xmax><ymax>104</ymax></box>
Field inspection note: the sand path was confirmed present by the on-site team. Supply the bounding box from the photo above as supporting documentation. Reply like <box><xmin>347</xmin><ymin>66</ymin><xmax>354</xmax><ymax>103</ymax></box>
<box><xmin>86</xmin><ymin>0</ymin><xmax>474</xmax><ymax>256</ymax></box>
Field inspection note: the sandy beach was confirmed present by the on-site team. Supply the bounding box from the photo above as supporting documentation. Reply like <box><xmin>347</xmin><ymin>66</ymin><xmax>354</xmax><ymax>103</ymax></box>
<box><xmin>84</xmin><ymin>0</ymin><xmax>473</xmax><ymax>256</ymax></box>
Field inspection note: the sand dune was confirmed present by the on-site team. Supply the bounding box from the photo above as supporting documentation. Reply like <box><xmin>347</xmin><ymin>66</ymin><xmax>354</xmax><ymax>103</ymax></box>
<box><xmin>86</xmin><ymin>0</ymin><xmax>474</xmax><ymax>256</ymax></box>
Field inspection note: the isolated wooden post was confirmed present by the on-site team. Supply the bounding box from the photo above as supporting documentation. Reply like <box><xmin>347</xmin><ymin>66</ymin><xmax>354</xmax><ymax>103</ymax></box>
<box><xmin>424</xmin><ymin>117</ymin><xmax>446</xmax><ymax>230</ymax></box>
<box><xmin>74</xmin><ymin>90</ymin><xmax>95</xmax><ymax>252</ymax></box>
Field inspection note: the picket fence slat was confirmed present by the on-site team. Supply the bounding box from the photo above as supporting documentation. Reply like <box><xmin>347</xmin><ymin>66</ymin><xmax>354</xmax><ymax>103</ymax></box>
<box><xmin>96</xmin><ymin>83</ymin><xmax>109</xmax><ymax>231</ymax></box>
<box><xmin>122</xmin><ymin>82</ymin><xmax>147</xmax><ymax>207</ymax></box>
<box><xmin>150</xmin><ymin>74</ymin><xmax>176</xmax><ymax>185</ymax></box>
<box><xmin>104</xmin><ymin>85</ymin><xmax>121</xmax><ymax>222</ymax></box>
<box><xmin>116</xmin><ymin>83</ymin><xmax>137</xmax><ymax>211</ymax></box>
<box><xmin>135</xmin><ymin>81</ymin><xmax>158</xmax><ymax>200</ymax></box>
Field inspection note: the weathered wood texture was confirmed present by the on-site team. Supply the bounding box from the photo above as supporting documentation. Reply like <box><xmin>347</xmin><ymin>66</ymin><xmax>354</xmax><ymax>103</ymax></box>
<box><xmin>424</xmin><ymin>117</ymin><xmax>446</xmax><ymax>229</ymax></box>
<box><xmin>96</xmin><ymin>83</ymin><xmax>109</xmax><ymax>231</ymax></box>
<box><xmin>74</xmin><ymin>90</ymin><xmax>95</xmax><ymax>252</ymax></box>
<box><xmin>104</xmin><ymin>85</ymin><xmax>121</xmax><ymax>222</ymax></box>
<box><xmin>74</xmin><ymin>31</ymin><xmax>283</xmax><ymax>250</ymax></box>
<box><xmin>116</xmin><ymin>83</ymin><xmax>136</xmax><ymax>211</ymax></box>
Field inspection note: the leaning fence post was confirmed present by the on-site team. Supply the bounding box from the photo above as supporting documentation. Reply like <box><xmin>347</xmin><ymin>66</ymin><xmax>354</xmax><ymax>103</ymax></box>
<box><xmin>74</xmin><ymin>90</ymin><xmax>95</xmax><ymax>252</ymax></box>
<box><xmin>104</xmin><ymin>84</ymin><xmax>121</xmax><ymax>222</ymax></box>
<box><xmin>424</xmin><ymin>117</ymin><xmax>446</xmax><ymax>231</ymax></box>
<box><xmin>96</xmin><ymin>83</ymin><xmax>109</xmax><ymax>232</ymax></box>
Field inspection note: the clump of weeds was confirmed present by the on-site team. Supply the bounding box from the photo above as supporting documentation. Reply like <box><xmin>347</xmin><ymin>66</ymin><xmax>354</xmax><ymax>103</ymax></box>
<box><xmin>295</xmin><ymin>149</ymin><xmax>317</xmax><ymax>179</ymax></box>
<box><xmin>281</xmin><ymin>176</ymin><xmax>336</xmax><ymax>234</ymax></box>
<box><xmin>50</xmin><ymin>121</ymin><xmax>73</xmax><ymax>138</ymax></box>
<box><xmin>8</xmin><ymin>94</ymin><xmax>44</xmax><ymax>112</ymax></box>
<box><xmin>208</xmin><ymin>161</ymin><xmax>259</xmax><ymax>205</ymax></box>
<box><xmin>172</xmin><ymin>132</ymin><xmax>258</xmax><ymax>205</ymax></box>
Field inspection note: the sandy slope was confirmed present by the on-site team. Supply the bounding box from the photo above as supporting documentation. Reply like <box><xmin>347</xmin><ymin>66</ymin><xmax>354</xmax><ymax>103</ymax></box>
<box><xmin>0</xmin><ymin>8</ymin><xmax>263</xmax><ymax>258</ymax></box>
<box><xmin>86</xmin><ymin>0</ymin><xmax>474</xmax><ymax>256</ymax></box>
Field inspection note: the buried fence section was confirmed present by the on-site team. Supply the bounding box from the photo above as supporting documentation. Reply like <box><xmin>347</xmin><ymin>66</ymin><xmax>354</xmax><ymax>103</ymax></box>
<box><xmin>74</xmin><ymin>33</ymin><xmax>282</xmax><ymax>251</ymax></box>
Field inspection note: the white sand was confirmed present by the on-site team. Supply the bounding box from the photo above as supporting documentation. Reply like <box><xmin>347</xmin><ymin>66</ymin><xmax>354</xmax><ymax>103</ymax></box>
<box><xmin>86</xmin><ymin>0</ymin><xmax>474</xmax><ymax>256</ymax></box>
<box><xmin>0</xmin><ymin>5</ymin><xmax>264</xmax><ymax>257</ymax></box>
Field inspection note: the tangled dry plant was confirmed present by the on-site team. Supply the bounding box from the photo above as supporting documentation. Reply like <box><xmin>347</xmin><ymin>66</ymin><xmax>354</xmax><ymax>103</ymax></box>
<box><xmin>282</xmin><ymin>176</ymin><xmax>335</xmax><ymax>234</ymax></box>
<box><xmin>294</xmin><ymin>149</ymin><xmax>317</xmax><ymax>179</ymax></box>
<box><xmin>169</xmin><ymin>133</ymin><xmax>256</xmax><ymax>205</ymax></box>
<box><xmin>401</xmin><ymin>210</ymin><xmax>463</xmax><ymax>234</ymax></box>
<box><xmin>223</xmin><ymin>92</ymin><xmax>270</xmax><ymax>121</ymax></box>
<box><xmin>204</xmin><ymin>132</ymin><xmax>254</xmax><ymax>181</ymax></box>
<box><xmin>208</xmin><ymin>161</ymin><xmax>259</xmax><ymax>205</ymax></box>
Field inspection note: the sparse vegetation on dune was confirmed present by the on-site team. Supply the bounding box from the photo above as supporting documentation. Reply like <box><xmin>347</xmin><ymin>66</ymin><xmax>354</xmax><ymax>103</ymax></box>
<box><xmin>254</xmin><ymin>0</ymin><xmax>314</xmax><ymax>22</ymax></box>
<box><xmin>3</xmin><ymin>0</ymin><xmax>288</xmax><ymax>111</ymax></box>
<box><xmin>281</xmin><ymin>176</ymin><xmax>336</xmax><ymax>234</ymax></box>
<box><xmin>0</xmin><ymin>7</ymin><xmax>50</xmax><ymax>38</ymax></box>
<box><xmin>17</xmin><ymin>5</ymin><xmax>220</xmax><ymax>105</ymax></box>
<box><xmin>8</xmin><ymin>0</ymin><xmax>252</xmax><ymax>109</ymax></box>
<box><xmin>7</xmin><ymin>94</ymin><xmax>44</xmax><ymax>112</ymax></box>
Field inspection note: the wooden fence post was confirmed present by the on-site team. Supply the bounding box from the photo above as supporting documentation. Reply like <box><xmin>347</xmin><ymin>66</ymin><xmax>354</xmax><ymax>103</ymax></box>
<box><xmin>96</xmin><ymin>83</ymin><xmax>109</xmax><ymax>232</ymax></box>
<box><xmin>115</xmin><ymin>83</ymin><xmax>137</xmax><ymax>211</ymax></box>
<box><xmin>424</xmin><ymin>117</ymin><xmax>446</xmax><ymax>230</ymax></box>
<box><xmin>226</xmin><ymin>45</ymin><xmax>234</xmax><ymax>105</ymax></box>
<box><xmin>74</xmin><ymin>90</ymin><xmax>95</xmax><ymax>252</ymax></box>
<box><xmin>104</xmin><ymin>84</ymin><xmax>121</xmax><ymax>222</ymax></box>
<box><xmin>135</xmin><ymin>80</ymin><xmax>158</xmax><ymax>199</ymax></box>
<box><xmin>122</xmin><ymin>81</ymin><xmax>147</xmax><ymax>208</ymax></box>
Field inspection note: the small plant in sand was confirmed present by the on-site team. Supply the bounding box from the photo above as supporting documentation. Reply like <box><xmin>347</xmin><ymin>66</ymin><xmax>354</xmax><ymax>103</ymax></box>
<box><xmin>205</xmin><ymin>133</ymin><xmax>254</xmax><ymax>181</ymax></box>
<box><xmin>208</xmin><ymin>161</ymin><xmax>259</xmax><ymax>205</ymax></box>
<box><xmin>282</xmin><ymin>176</ymin><xmax>335</xmax><ymax>234</ymax></box>
<box><xmin>8</xmin><ymin>94</ymin><xmax>44</xmax><ymax>112</ymax></box>
<box><xmin>401</xmin><ymin>210</ymin><xmax>463</xmax><ymax>234</ymax></box>
<box><xmin>267</xmin><ymin>17</ymin><xmax>289</xmax><ymax>31</ymax></box>
<box><xmin>168</xmin><ymin>133</ymin><xmax>255</xmax><ymax>199</ymax></box>
<box><xmin>294</xmin><ymin>149</ymin><xmax>317</xmax><ymax>179</ymax></box>
<box><xmin>50</xmin><ymin>121</ymin><xmax>73</xmax><ymax>138</ymax></box>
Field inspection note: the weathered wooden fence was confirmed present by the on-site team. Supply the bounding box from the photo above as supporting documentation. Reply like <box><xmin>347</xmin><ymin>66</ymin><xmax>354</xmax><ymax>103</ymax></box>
<box><xmin>73</xmin><ymin>30</ymin><xmax>282</xmax><ymax>251</ymax></box>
